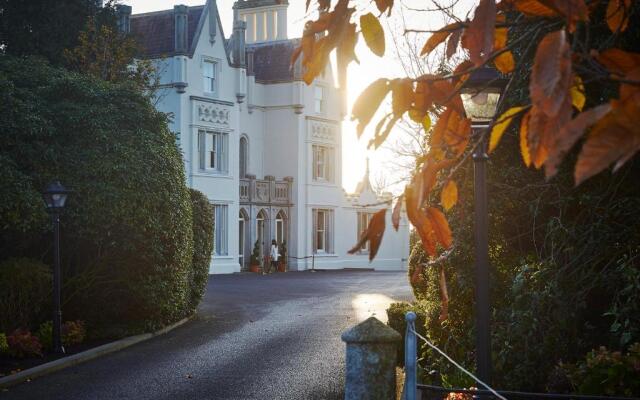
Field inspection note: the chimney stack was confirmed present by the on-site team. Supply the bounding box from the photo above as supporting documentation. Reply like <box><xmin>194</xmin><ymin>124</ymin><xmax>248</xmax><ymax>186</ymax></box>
<box><xmin>174</xmin><ymin>5</ymin><xmax>189</xmax><ymax>54</ymax></box>
<box><xmin>232</xmin><ymin>20</ymin><xmax>247</xmax><ymax>68</ymax></box>
<box><xmin>116</xmin><ymin>5</ymin><xmax>132</xmax><ymax>34</ymax></box>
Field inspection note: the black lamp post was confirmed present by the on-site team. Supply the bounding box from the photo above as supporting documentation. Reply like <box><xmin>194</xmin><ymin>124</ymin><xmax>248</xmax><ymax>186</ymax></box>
<box><xmin>42</xmin><ymin>181</ymin><xmax>71</xmax><ymax>354</ymax></box>
<box><xmin>461</xmin><ymin>68</ymin><xmax>507</xmax><ymax>386</ymax></box>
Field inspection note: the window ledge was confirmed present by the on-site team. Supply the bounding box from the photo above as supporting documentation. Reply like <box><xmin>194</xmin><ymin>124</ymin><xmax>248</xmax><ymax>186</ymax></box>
<box><xmin>213</xmin><ymin>255</ymin><xmax>232</xmax><ymax>259</ymax></box>
<box><xmin>312</xmin><ymin>253</ymin><xmax>339</xmax><ymax>258</ymax></box>
<box><xmin>193</xmin><ymin>172</ymin><xmax>233</xmax><ymax>179</ymax></box>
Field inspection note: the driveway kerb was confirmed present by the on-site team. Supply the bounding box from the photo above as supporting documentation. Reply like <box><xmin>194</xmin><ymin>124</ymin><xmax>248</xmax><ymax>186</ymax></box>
<box><xmin>0</xmin><ymin>316</ymin><xmax>193</xmax><ymax>389</ymax></box>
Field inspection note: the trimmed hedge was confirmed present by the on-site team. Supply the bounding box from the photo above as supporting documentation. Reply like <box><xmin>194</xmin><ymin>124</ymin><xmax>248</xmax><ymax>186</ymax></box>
<box><xmin>187</xmin><ymin>189</ymin><xmax>214</xmax><ymax>314</ymax></box>
<box><xmin>386</xmin><ymin>301</ymin><xmax>428</xmax><ymax>367</ymax></box>
<box><xmin>0</xmin><ymin>56</ymin><xmax>193</xmax><ymax>331</ymax></box>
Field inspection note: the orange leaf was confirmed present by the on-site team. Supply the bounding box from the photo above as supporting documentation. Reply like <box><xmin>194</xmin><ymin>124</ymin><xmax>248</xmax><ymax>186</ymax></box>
<box><xmin>544</xmin><ymin>103</ymin><xmax>612</xmax><ymax>179</ymax></box>
<box><xmin>360</xmin><ymin>13</ymin><xmax>385</xmax><ymax>57</ymax></box>
<box><xmin>302</xmin><ymin>37</ymin><xmax>330</xmax><ymax>85</ymax></box>
<box><xmin>441</xmin><ymin>180</ymin><xmax>458</xmax><ymax>211</ymax></box>
<box><xmin>427</xmin><ymin>207</ymin><xmax>453</xmax><ymax>249</ymax></box>
<box><xmin>493</xmin><ymin>18</ymin><xmax>515</xmax><ymax>73</ymax></box>
<box><xmin>439</xmin><ymin>265</ymin><xmax>449</xmax><ymax>322</ymax></box>
<box><xmin>463</xmin><ymin>0</ymin><xmax>496</xmax><ymax>66</ymax></box>
<box><xmin>527</xmin><ymin>98</ymin><xmax>572</xmax><ymax>168</ymax></box>
<box><xmin>405</xmin><ymin>186</ymin><xmax>437</xmax><ymax>256</ymax></box>
<box><xmin>520</xmin><ymin>110</ymin><xmax>532</xmax><ymax>167</ymax></box>
<box><xmin>446</xmin><ymin>28</ymin><xmax>462</xmax><ymax>60</ymax></box>
<box><xmin>530</xmin><ymin>30</ymin><xmax>572</xmax><ymax>117</ymax></box>
<box><xmin>348</xmin><ymin>209</ymin><xmax>387</xmax><ymax>261</ymax></box>
<box><xmin>489</xmin><ymin>106</ymin><xmax>526</xmax><ymax>153</ymax></box>
<box><xmin>499</xmin><ymin>0</ymin><xmax>558</xmax><ymax>17</ymax></box>
<box><xmin>391</xmin><ymin>78</ymin><xmax>414</xmax><ymax>117</ymax></box>
<box><xmin>421</xmin><ymin>23</ymin><xmax>461</xmax><ymax>56</ymax></box>
<box><xmin>606</xmin><ymin>0</ymin><xmax>632</xmax><ymax>32</ymax></box>
<box><xmin>351</xmin><ymin>78</ymin><xmax>390</xmax><ymax>136</ymax></box>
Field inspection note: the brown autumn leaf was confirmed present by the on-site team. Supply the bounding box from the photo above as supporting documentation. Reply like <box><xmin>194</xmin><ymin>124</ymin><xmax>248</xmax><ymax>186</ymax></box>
<box><xmin>360</xmin><ymin>13</ymin><xmax>385</xmax><ymax>57</ymax></box>
<box><xmin>303</xmin><ymin>37</ymin><xmax>330</xmax><ymax>84</ymax></box>
<box><xmin>446</xmin><ymin>28</ymin><xmax>463</xmax><ymax>60</ymax></box>
<box><xmin>369</xmin><ymin>115</ymin><xmax>400</xmax><ymax>149</ymax></box>
<box><xmin>413</xmin><ymin>79</ymin><xmax>433</xmax><ymax>117</ymax></box>
<box><xmin>426</xmin><ymin>207</ymin><xmax>453</xmax><ymax>249</ymax></box>
<box><xmin>606</xmin><ymin>0</ymin><xmax>632</xmax><ymax>33</ymax></box>
<box><xmin>352</xmin><ymin>78</ymin><xmax>390</xmax><ymax>136</ymax></box>
<box><xmin>530</xmin><ymin>30</ymin><xmax>572</xmax><ymax>117</ymax></box>
<box><xmin>441</xmin><ymin>180</ymin><xmax>458</xmax><ymax>211</ymax></box>
<box><xmin>595</xmin><ymin>48</ymin><xmax>640</xmax><ymax>77</ymax></box>
<box><xmin>337</xmin><ymin>23</ymin><xmax>359</xmax><ymax>89</ymax></box>
<box><xmin>348</xmin><ymin>208</ymin><xmax>387</xmax><ymax>261</ymax></box>
<box><xmin>420</xmin><ymin>23</ymin><xmax>461</xmax><ymax>56</ymax></box>
<box><xmin>391</xmin><ymin>78</ymin><xmax>414</xmax><ymax>117</ymax></box>
<box><xmin>375</xmin><ymin>0</ymin><xmax>394</xmax><ymax>16</ymax></box>
<box><xmin>443</xmin><ymin>110</ymin><xmax>471</xmax><ymax>156</ymax></box>
<box><xmin>463</xmin><ymin>0</ymin><xmax>496</xmax><ymax>66</ymax></box>
<box><xmin>544</xmin><ymin>103</ymin><xmax>612</xmax><ymax>179</ymax></box>
<box><xmin>392</xmin><ymin>194</ymin><xmax>403</xmax><ymax>231</ymax></box>
<box><xmin>527</xmin><ymin>97</ymin><xmax>572</xmax><ymax>168</ymax></box>
<box><xmin>575</xmin><ymin>98</ymin><xmax>640</xmax><ymax>185</ymax></box>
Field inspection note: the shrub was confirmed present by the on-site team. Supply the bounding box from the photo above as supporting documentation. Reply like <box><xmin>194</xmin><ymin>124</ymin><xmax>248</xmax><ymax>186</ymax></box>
<box><xmin>0</xmin><ymin>258</ymin><xmax>52</xmax><ymax>333</ymax></box>
<box><xmin>0</xmin><ymin>56</ymin><xmax>194</xmax><ymax>331</ymax></box>
<box><xmin>36</xmin><ymin>321</ymin><xmax>53</xmax><ymax>351</ymax></box>
<box><xmin>62</xmin><ymin>320</ymin><xmax>85</xmax><ymax>346</ymax></box>
<box><xmin>552</xmin><ymin>344</ymin><xmax>640</xmax><ymax>397</ymax></box>
<box><xmin>186</xmin><ymin>189</ymin><xmax>213</xmax><ymax>314</ymax></box>
<box><xmin>7</xmin><ymin>329</ymin><xmax>43</xmax><ymax>358</ymax></box>
<box><xmin>250</xmin><ymin>240</ymin><xmax>261</xmax><ymax>266</ymax></box>
<box><xmin>0</xmin><ymin>333</ymin><xmax>8</xmax><ymax>354</ymax></box>
<box><xmin>386</xmin><ymin>302</ymin><xmax>428</xmax><ymax>367</ymax></box>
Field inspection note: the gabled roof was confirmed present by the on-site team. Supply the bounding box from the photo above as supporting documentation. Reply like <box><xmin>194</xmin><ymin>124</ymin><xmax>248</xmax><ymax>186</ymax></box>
<box><xmin>248</xmin><ymin>39</ymin><xmax>301</xmax><ymax>83</ymax></box>
<box><xmin>131</xmin><ymin>6</ymin><xmax>204</xmax><ymax>58</ymax></box>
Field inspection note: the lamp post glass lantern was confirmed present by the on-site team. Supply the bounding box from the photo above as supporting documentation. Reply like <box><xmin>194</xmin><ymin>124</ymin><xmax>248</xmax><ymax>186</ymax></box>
<box><xmin>461</xmin><ymin>68</ymin><xmax>507</xmax><ymax>386</ymax></box>
<box><xmin>42</xmin><ymin>181</ymin><xmax>71</xmax><ymax>354</ymax></box>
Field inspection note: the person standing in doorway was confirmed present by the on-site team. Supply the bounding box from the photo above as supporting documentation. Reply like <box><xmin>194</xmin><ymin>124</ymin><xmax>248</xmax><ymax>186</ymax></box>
<box><xmin>270</xmin><ymin>239</ymin><xmax>279</xmax><ymax>273</ymax></box>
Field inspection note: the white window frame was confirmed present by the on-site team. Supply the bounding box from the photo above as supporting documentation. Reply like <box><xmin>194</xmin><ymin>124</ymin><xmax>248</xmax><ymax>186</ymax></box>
<box><xmin>313</xmin><ymin>209</ymin><xmax>333</xmax><ymax>254</ymax></box>
<box><xmin>198</xmin><ymin>130</ymin><xmax>229</xmax><ymax>174</ymax></box>
<box><xmin>312</xmin><ymin>144</ymin><xmax>333</xmax><ymax>183</ymax></box>
<box><xmin>203</xmin><ymin>59</ymin><xmax>218</xmax><ymax>95</ymax></box>
<box><xmin>314</xmin><ymin>85</ymin><xmax>325</xmax><ymax>114</ymax></box>
<box><xmin>357</xmin><ymin>212</ymin><xmax>374</xmax><ymax>254</ymax></box>
<box><xmin>213</xmin><ymin>204</ymin><xmax>228</xmax><ymax>256</ymax></box>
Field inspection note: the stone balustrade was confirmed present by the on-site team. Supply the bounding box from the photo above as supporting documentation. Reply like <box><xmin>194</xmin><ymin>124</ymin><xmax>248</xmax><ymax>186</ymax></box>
<box><xmin>239</xmin><ymin>175</ymin><xmax>293</xmax><ymax>205</ymax></box>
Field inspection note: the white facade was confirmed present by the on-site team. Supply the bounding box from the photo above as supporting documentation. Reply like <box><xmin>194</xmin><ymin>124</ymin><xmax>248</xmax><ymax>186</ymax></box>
<box><xmin>129</xmin><ymin>0</ymin><xmax>409</xmax><ymax>274</ymax></box>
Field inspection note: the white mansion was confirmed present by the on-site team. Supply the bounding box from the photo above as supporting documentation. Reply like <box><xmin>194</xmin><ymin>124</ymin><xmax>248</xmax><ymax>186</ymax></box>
<box><xmin>124</xmin><ymin>0</ymin><xmax>409</xmax><ymax>273</ymax></box>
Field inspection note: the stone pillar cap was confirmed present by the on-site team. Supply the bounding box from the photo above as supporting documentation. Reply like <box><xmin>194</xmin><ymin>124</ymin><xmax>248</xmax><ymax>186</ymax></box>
<box><xmin>341</xmin><ymin>317</ymin><xmax>402</xmax><ymax>344</ymax></box>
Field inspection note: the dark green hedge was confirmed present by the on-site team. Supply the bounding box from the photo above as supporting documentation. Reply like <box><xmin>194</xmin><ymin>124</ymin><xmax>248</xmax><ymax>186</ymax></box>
<box><xmin>0</xmin><ymin>56</ymin><xmax>193</xmax><ymax>332</ymax></box>
<box><xmin>386</xmin><ymin>302</ymin><xmax>428</xmax><ymax>367</ymax></box>
<box><xmin>187</xmin><ymin>189</ymin><xmax>214</xmax><ymax>314</ymax></box>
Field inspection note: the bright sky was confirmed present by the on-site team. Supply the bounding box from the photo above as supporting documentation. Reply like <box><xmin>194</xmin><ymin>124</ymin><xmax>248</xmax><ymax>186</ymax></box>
<box><xmin>125</xmin><ymin>0</ymin><xmax>476</xmax><ymax>194</ymax></box>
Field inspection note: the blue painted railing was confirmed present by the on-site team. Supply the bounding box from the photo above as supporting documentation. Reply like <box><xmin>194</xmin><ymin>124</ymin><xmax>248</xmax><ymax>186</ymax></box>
<box><xmin>404</xmin><ymin>311</ymin><xmax>417</xmax><ymax>400</ymax></box>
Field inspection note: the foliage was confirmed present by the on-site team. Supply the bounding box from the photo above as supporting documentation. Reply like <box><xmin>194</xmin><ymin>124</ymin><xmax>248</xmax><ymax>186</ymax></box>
<box><xmin>0</xmin><ymin>333</ymin><xmax>8</xmax><ymax>355</ymax></box>
<box><xmin>0</xmin><ymin>0</ymin><xmax>101</xmax><ymax>65</ymax></box>
<box><xmin>553</xmin><ymin>344</ymin><xmax>640</xmax><ymax>396</ymax></box>
<box><xmin>187</xmin><ymin>189</ymin><xmax>214</xmax><ymax>314</ymax></box>
<box><xmin>63</xmin><ymin>10</ymin><xmax>161</xmax><ymax>95</ymax></box>
<box><xmin>279</xmin><ymin>240</ymin><xmax>288</xmax><ymax>263</ymax></box>
<box><xmin>6</xmin><ymin>329</ymin><xmax>43</xmax><ymax>359</ymax></box>
<box><xmin>386</xmin><ymin>302</ymin><xmax>427</xmax><ymax>367</ymax></box>
<box><xmin>62</xmin><ymin>320</ymin><xmax>86</xmax><ymax>346</ymax></box>
<box><xmin>0</xmin><ymin>258</ymin><xmax>52</xmax><ymax>333</ymax></box>
<box><xmin>250</xmin><ymin>240</ymin><xmax>261</xmax><ymax>265</ymax></box>
<box><xmin>36</xmin><ymin>321</ymin><xmax>53</xmax><ymax>351</ymax></box>
<box><xmin>300</xmin><ymin>0</ymin><xmax>640</xmax><ymax>268</ymax></box>
<box><xmin>0</xmin><ymin>56</ymin><xmax>193</xmax><ymax>331</ymax></box>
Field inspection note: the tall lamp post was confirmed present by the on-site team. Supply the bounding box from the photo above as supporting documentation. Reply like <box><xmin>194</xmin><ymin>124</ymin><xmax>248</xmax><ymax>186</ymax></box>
<box><xmin>461</xmin><ymin>68</ymin><xmax>507</xmax><ymax>386</ymax></box>
<box><xmin>42</xmin><ymin>181</ymin><xmax>71</xmax><ymax>354</ymax></box>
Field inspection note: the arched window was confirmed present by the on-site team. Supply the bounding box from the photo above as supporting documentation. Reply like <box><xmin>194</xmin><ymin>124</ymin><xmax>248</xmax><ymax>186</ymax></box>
<box><xmin>275</xmin><ymin>210</ymin><xmax>286</xmax><ymax>245</ymax></box>
<box><xmin>256</xmin><ymin>209</ymin><xmax>268</xmax><ymax>258</ymax></box>
<box><xmin>239</xmin><ymin>136</ymin><xmax>248</xmax><ymax>178</ymax></box>
<box><xmin>239</xmin><ymin>209</ymin><xmax>249</xmax><ymax>268</ymax></box>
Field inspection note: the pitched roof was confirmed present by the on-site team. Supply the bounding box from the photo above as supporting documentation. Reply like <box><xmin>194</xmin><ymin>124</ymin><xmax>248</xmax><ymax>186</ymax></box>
<box><xmin>130</xmin><ymin>6</ymin><xmax>204</xmax><ymax>58</ymax></box>
<box><xmin>249</xmin><ymin>39</ymin><xmax>301</xmax><ymax>83</ymax></box>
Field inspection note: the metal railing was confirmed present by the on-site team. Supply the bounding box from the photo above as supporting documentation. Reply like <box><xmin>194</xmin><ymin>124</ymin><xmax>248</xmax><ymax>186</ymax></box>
<box><xmin>403</xmin><ymin>312</ymin><xmax>640</xmax><ymax>400</ymax></box>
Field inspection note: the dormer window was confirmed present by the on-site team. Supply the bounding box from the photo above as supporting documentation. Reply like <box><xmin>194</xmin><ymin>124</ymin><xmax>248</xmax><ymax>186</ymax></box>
<box><xmin>203</xmin><ymin>60</ymin><xmax>217</xmax><ymax>94</ymax></box>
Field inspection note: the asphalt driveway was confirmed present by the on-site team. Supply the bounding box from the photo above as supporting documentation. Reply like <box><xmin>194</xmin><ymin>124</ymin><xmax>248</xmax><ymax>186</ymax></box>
<box><xmin>1</xmin><ymin>270</ymin><xmax>412</xmax><ymax>400</ymax></box>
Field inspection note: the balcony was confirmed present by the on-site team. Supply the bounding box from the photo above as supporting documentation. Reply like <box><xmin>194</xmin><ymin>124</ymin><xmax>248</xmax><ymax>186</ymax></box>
<box><xmin>240</xmin><ymin>175</ymin><xmax>293</xmax><ymax>205</ymax></box>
